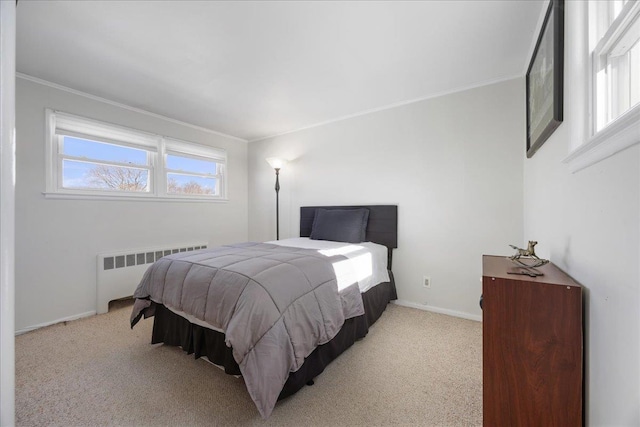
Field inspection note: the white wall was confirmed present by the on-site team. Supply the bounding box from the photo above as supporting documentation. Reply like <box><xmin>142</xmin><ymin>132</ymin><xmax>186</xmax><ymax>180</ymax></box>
<box><xmin>15</xmin><ymin>77</ymin><xmax>248</xmax><ymax>332</ymax></box>
<box><xmin>523</xmin><ymin>2</ymin><xmax>639</xmax><ymax>425</ymax></box>
<box><xmin>0</xmin><ymin>2</ymin><xmax>16</xmax><ymax>425</ymax></box>
<box><xmin>248</xmin><ymin>78</ymin><xmax>524</xmax><ymax>320</ymax></box>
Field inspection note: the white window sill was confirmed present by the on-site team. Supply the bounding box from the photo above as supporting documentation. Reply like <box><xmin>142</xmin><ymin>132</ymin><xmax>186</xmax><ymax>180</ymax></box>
<box><xmin>43</xmin><ymin>192</ymin><xmax>229</xmax><ymax>203</ymax></box>
<box><xmin>563</xmin><ymin>105</ymin><xmax>640</xmax><ymax>173</ymax></box>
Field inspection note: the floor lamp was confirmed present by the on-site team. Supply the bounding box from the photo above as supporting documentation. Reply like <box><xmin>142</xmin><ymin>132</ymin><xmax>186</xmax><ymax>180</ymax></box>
<box><xmin>265</xmin><ymin>157</ymin><xmax>287</xmax><ymax>240</ymax></box>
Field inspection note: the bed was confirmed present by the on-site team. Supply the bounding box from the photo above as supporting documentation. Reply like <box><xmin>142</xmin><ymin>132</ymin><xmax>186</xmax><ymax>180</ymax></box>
<box><xmin>130</xmin><ymin>205</ymin><xmax>398</xmax><ymax>418</ymax></box>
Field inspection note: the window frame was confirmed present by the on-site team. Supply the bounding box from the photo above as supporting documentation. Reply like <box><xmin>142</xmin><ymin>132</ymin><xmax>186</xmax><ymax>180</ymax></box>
<box><xmin>564</xmin><ymin>0</ymin><xmax>640</xmax><ymax>172</ymax></box>
<box><xmin>56</xmin><ymin>134</ymin><xmax>156</xmax><ymax>196</ymax></box>
<box><xmin>591</xmin><ymin>0</ymin><xmax>639</xmax><ymax>133</ymax></box>
<box><xmin>163</xmin><ymin>140</ymin><xmax>226</xmax><ymax>199</ymax></box>
<box><xmin>45</xmin><ymin>109</ymin><xmax>228</xmax><ymax>201</ymax></box>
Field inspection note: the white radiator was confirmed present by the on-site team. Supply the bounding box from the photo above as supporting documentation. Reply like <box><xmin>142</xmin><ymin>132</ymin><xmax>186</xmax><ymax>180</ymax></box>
<box><xmin>96</xmin><ymin>242</ymin><xmax>208</xmax><ymax>314</ymax></box>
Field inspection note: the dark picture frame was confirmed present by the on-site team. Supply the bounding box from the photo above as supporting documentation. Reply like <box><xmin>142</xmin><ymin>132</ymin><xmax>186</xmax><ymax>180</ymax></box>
<box><xmin>525</xmin><ymin>0</ymin><xmax>564</xmax><ymax>158</ymax></box>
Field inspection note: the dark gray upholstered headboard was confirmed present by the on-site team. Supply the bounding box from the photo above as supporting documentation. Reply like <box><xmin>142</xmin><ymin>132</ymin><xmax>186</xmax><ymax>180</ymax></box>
<box><xmin>300</xmin><ymin>205</ymin><xmax>398</xmax><ymax>269</ymax></box>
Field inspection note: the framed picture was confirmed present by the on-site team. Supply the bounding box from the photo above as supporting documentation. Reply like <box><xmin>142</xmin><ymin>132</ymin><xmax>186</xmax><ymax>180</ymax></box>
<box><xmin>525</xmin><ymin>0</ymin><xmax>564</xmax><ymax>158</ymax></box>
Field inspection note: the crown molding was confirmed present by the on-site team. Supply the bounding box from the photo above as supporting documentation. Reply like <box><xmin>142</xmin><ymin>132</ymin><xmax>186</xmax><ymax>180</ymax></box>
<box><xmin>16</xmin><ymin>73</ymin><xmax>247</xmax><ymax>143</ymax></box>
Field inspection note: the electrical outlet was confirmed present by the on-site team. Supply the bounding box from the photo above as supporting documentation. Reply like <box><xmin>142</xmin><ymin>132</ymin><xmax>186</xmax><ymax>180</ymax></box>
<box><xmin>423</xmin><ymin>276</ymin><xmax>431</xmax><ymax>288</ymax></box>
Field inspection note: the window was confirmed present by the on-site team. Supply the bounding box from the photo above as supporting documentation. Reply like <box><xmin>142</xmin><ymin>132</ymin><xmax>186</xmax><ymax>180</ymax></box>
<box><xmin>565</xmin><ymin>0</ymin><xmax>640</xmax><ymax>172</ymax></box>
<box><xmin>164</xmin><ymin>138</ymin><xmax>225</xmax><ymax>197</ymax></box>
<box><xmin>60</xmin><ymin>137</ymin><xmax>152</xmax><ymax>193</ymax></box>
<box><xmin>591</xmin><ymin>0</ymin><xmax>640</xmax><ymax>131</ymax></box>
<box><xmin>46</xmin><ymin>110</ymin><xmax>227</xmax><ymax>200</ymax></box>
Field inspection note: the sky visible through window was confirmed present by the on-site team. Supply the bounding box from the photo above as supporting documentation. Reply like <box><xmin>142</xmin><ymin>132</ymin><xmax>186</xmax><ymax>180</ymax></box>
<box><xmin>61</xmin><ymin>136</ymin><xmax>218</xmax><ymax>194</ymax></box>
<box><xmin>64</xmin><ymin>137</ymin><xmax>147</xmax><ymax>164</ymax></box>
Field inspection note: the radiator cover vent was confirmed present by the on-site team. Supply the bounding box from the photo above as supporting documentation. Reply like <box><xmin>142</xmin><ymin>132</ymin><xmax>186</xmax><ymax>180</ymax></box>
<box><xmin>96</xmin><ymin>243</ymin><xmax>207</xmax><ymax>314</ymax></box>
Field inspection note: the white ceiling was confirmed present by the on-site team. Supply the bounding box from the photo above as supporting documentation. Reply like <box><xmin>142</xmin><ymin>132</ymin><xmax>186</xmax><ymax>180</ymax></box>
<box><xmin>16</xmin><ymin>0</ymin><xmax>544</xmax><ymax>142</ymax></box>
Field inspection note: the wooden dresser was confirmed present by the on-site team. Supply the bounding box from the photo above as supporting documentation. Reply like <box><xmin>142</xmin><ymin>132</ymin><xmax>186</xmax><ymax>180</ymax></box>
<box><xmin>482</xmin><ymin>255</ymin><xmax>583</xmax><ymax>426</ymax></box>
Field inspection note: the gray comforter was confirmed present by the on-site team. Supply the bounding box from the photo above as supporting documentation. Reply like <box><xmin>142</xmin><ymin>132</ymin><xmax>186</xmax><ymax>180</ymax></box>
<box><xmin>130</xmin><ymin>242</ymin><xmax>364</xmax><ymax>418</ymax></box>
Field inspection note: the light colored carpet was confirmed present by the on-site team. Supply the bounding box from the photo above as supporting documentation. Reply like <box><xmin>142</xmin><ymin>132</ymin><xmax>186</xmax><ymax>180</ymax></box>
<box><xmin>15</xmin><ymin>300</ymin><xmax>482</xmax><ymax>426</ymax></box>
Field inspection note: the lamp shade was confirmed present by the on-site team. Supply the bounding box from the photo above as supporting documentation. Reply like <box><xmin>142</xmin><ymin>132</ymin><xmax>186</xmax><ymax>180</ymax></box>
<box><xmin>266</xmin><ymin>157</ymin><xmax>287</xmax><ymax>170</ymax></box>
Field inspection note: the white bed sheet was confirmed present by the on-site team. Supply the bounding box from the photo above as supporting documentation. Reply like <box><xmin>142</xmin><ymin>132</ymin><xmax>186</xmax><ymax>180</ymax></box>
<box><xmin>267</xmin><ymin>237</ymin><xmax>390</xmax><ymax>293</ymax></box>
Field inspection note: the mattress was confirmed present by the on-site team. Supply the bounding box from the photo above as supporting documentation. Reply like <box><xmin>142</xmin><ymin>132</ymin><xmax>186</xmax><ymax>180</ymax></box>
<box><xmin>267</xmin><ymin>237</ymin><xmax>390</xmax><ymax>293</ymax></box>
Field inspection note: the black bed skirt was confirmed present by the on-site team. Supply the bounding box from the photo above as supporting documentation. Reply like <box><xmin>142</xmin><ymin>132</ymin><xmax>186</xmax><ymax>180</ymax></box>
<box><xmin>150</xmin><ymin>272</ymin><xmax>397</xmax><ymax>401</ymax></box>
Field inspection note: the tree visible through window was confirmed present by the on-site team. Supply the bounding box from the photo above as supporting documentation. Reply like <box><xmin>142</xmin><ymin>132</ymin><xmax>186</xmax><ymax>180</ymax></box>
<box><xmin>167</xmin><ymin>178</ymin><xmax>213</xmax><ymax>195</ymax></box>
<box><xmin>86</xmin><ymin>164</ymin><xmax>149</xmax><ymax>191</ymax></box>
<box><xmin>165</xmin><ymin>152</ymin><xmax>219</xmax><ymax>196</ymax></box>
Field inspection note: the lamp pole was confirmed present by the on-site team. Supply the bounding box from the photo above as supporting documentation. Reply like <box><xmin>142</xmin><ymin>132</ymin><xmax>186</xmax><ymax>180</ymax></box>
<box><xmin>266</xmin><ymin>157</ymin><xmax>286</xmax><ymax>241</ymax></box>
<box><xmin>274</xmin><ymin>167</ymin><xmax>280</xmax><ymax>240</ymax></box>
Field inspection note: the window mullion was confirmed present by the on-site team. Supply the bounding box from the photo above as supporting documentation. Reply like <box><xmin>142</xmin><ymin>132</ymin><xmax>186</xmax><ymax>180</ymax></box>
<box><xmin>57</xmin><ymin>145</ymin><xmax>64</xmax><ymax>195</ymax></box>
<box><xmin>619</xmin><ymin>52</ymin><xmax>630</xmax><ymax>115</ymax></box>
<box><xmin>218</xmin><ymin>163</ymin><xmax>224</xmax><ymax>198</ymax></box>
<box><xmin>55</xmin><ymin>134</ymin><xmax>63</xmax><ymax>192</ymax></box>
<box><xmin>156</xmin><ymin>138</ymin><xmax>166</xmax><ymax>197</ymax></box>
<box><xmin>631</xmin><ymin>41</ymin><xmax>640</xmax><ymax>105</ymax></box>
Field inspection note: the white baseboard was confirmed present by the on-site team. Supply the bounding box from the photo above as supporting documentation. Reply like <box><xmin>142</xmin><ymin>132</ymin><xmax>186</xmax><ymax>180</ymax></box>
<box><xmin>15</xmin><ymin>310</ymin><xmax>96</xmax><ymax>335</ymax></box>
<box><xmin>393</xmin><ymin>300</ymin><xmax>482</xmax><ymax>322</ymax></box>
